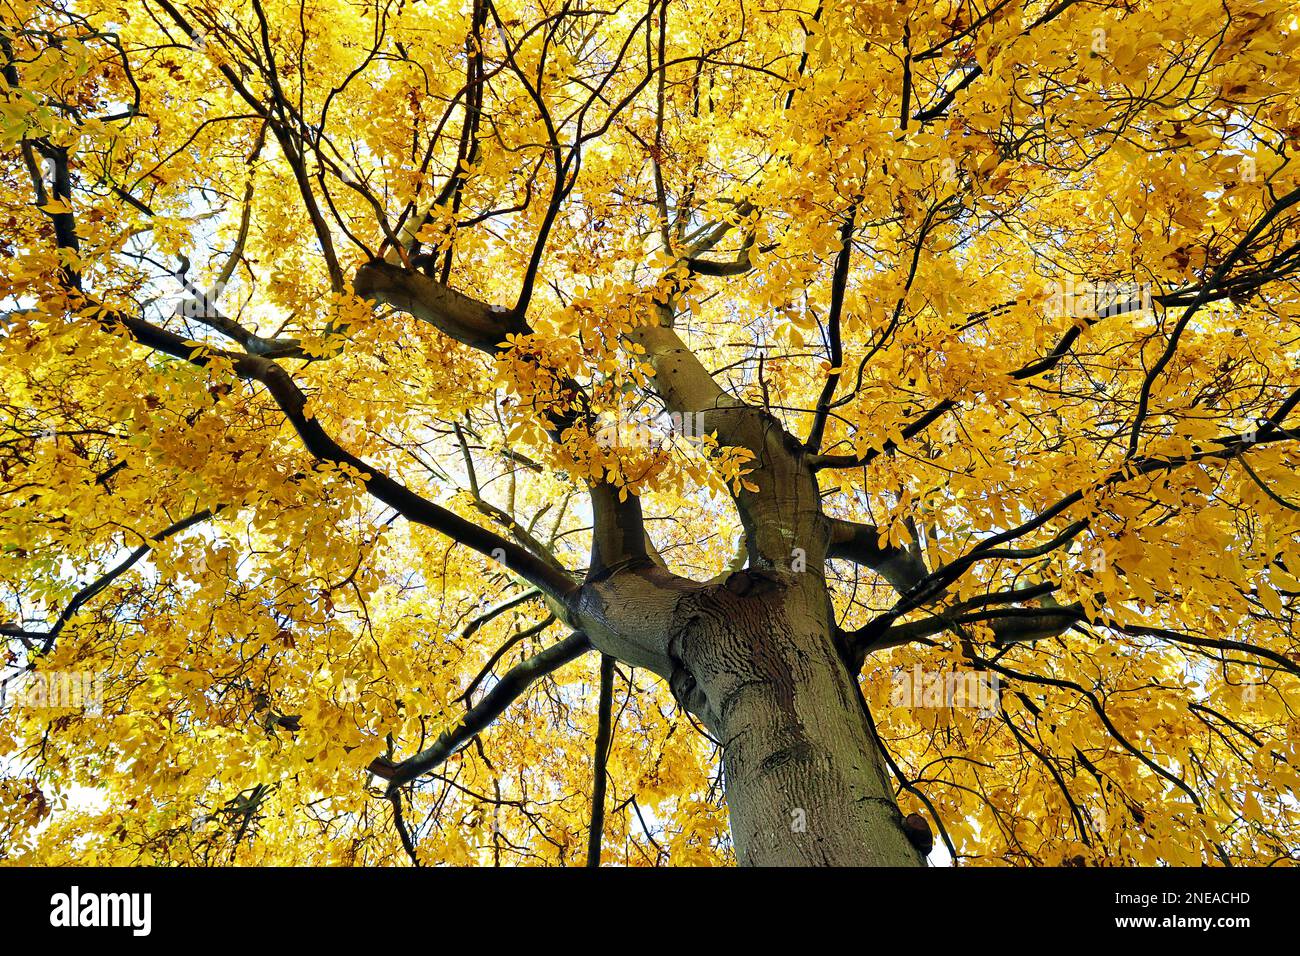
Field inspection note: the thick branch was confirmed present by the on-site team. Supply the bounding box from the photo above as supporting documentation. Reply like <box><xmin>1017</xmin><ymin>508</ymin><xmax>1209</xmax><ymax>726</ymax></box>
<box><xmin>353</xmin><ymin>259</ymin><xmax>526</xmax><ymax>352</ymax></box>
<box><xmin>827</xmin><ymin>518</ymin><xmax>929</xmax><ymax>593</ymax></box>
<box><xmin>588</xmin><ymin>484</ymin><xmax>651</xmax><ymax>579</ymax></box>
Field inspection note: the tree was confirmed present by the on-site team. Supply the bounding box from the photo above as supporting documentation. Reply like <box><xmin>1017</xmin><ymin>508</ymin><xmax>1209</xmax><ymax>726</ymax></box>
<box><xmin>1</xmin><ymin>0</ymin><xmax>1298</xmax><ymax>867</ymax></box>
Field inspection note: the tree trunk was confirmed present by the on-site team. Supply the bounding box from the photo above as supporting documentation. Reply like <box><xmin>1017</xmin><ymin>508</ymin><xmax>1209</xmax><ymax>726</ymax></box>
<box><xmin>669</xmin><ymin>571</ymin><xmax>925</xmax><ymax>866</ymax></box>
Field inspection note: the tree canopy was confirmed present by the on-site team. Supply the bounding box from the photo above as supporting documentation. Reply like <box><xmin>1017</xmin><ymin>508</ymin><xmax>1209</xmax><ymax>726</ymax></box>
<box><xmin>2</xmin><ymin>0</ymin><xmax>1299</xmax><ymax>866</ymax></box>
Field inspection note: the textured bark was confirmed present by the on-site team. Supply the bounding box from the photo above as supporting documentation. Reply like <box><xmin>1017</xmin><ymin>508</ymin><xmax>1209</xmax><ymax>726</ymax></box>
<box><xmin>579</xmin><ymin>566</ymin><xmax>924</xmax><ymax>866</ymax></box>
<box><xmin>673</xmin><ymin>573</ymin><xmax>923</xmax><ymax>866</ymax></box>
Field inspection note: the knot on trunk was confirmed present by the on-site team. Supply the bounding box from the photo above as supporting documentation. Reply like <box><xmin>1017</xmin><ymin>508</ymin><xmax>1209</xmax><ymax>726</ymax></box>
<box><xmin>902</xmin><ymin>812</ymin><xmax>934</xmax><ymax>856</ymax></box>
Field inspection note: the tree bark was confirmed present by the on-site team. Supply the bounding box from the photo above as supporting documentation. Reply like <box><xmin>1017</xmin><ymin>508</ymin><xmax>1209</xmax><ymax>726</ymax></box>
<box><xmin>583</xmin><ymin>565</ymin><xmax>924</xmax><ymax>866</ymax></box>
<box><xmin>677</xmin><ymin>572</ymin><xmax>923</xmax><ymax>866</ymax></box>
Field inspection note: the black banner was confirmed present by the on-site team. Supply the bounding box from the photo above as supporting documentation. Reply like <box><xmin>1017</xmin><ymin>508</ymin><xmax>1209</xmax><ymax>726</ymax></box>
<box><xmin>0</xmin><ymin>865</ymin><xmax>1289</xmax><ymax>945</ymax></box>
